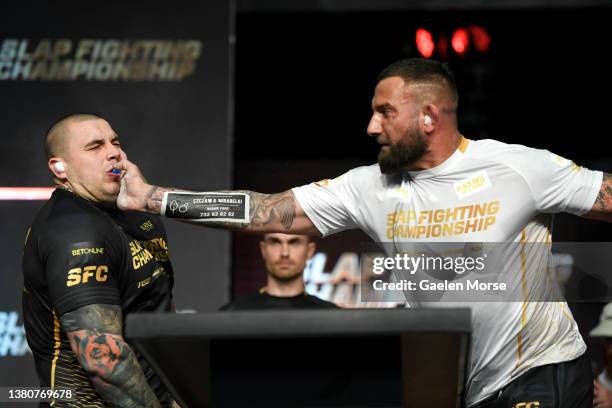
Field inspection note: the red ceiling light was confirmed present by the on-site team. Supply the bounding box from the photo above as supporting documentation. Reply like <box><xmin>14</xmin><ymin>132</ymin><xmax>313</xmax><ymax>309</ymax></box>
<box><xmin>469</xmin><ymin>25</ymin><xmax>491</xmax><ymax>52</ymax></box>
<box><xmin>451</xmin><ymin>28</ymin><xmax>470</xmax><ymax>55</ymax></box>
<box><xmin>415</xmin><ymin>28</ymin><xmax>435</xmax><ymax>58</ymax></box>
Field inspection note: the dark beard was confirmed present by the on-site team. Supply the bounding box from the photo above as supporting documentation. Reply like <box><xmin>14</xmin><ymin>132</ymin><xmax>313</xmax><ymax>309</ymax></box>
<box><xmin>378</xmin><ymin>136</ymin><xmax>427</xmax><ymax>175</ymax></box>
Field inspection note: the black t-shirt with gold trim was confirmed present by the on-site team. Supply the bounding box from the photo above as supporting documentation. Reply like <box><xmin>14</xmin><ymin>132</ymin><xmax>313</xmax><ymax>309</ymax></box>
<box><xmin>22</xmin><ymin>189</ymin><xmax>174</xmax><ymax>407</ymax></box>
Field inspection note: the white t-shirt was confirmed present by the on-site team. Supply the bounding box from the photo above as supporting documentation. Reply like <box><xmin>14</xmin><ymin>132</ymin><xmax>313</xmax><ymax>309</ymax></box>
<box><xmin>292</xmin><ymin>137</ymin><xmax>602</xmax><ymax>406</ymax></box>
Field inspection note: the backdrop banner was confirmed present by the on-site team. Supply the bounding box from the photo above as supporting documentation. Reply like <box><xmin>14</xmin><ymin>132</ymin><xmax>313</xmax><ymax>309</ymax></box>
<box><xmin>1</xmin><ymin>0</ymin><xmax>233</xmax><ymax>386</ymax></box>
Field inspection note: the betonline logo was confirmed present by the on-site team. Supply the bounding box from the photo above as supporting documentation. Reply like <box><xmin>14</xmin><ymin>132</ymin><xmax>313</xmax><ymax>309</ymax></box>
<box><xmin>0</xmin><ymin>311</ymin><xmax>31</xmax><ymax>357</ymax></box>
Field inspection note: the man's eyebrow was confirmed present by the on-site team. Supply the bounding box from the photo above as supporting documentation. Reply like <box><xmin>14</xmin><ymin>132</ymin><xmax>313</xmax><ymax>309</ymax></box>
<box><xmin>84</xmin><ymin>138</ymin><xmax>105</xmax><ymax>148</ymax></box>
<box><xmin>83</xmin><ymin>134</ymin><xmax>120</xmax><ymax>148</ymax></box>
<box><xmin>372</xmin><ymin>102</ymin><xmax>394</xmax><ymax>112</ymax></box>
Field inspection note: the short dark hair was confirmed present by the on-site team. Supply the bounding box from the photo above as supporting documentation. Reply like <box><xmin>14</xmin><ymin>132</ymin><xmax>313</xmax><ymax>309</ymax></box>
<box><xmin>377</xmin><ymin>58</ymin><xmax>458</xmax><ymax>105</ymax></box>
<box><xmin>262</xmin><ymin>233</ymin><xmax>312</xmax><ymax>243</ymax></box>
<box><xmin>44</xmin><ymin>113</ymin><xmax>104</xmax><ymax>158</ymax></box>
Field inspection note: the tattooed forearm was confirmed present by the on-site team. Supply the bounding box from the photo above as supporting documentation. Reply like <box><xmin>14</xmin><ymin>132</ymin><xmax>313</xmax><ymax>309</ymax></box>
<box><xmin>174</xmin><ymin>190</ymin><xmax>299</xmax><ymax>232</ymax></box>
<box><xmin>594</xmin><ymin>173</ymin><xmax>612</xmax><ymax>210</ymax></box>
<box><xmin>135</xmin><ymin>184</ymin><xmax>317</xmax><ymax>234</ymax></box>
<box><xmin>61</xmin><ymin>305</ymin><xmax>161</xmax><ymax>408</ymax></box>
<box><xmin>144</xmin><ymin>186</ymin><xmax>177</xmax><ymax>214</ymax></box>
<box><xmin>584</xmin><ymin>173</ymin><xmax>612</xmax><ymax>223</ymax></box>
<box><xmin>247</xmin><ymin>190</ymin><xmax>297</xmax><ymax>230</ymax></box>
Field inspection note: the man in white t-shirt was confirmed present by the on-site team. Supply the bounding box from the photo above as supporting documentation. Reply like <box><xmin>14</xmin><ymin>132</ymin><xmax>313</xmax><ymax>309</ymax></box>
<box><xmin>117</xmin><ymin>58</ymin><xmax>611</xmax><ymax>407</ymax></box>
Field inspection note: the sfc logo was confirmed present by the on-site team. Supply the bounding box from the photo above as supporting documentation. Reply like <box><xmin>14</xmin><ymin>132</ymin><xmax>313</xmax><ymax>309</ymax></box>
<box><xmin>0</xmin><ymin>311</ymin><xmax>31</xmax><ymax>357</ymax></box>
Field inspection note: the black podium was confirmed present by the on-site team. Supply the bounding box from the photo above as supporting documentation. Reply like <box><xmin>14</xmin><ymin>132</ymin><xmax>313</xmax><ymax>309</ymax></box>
<box><xmin>125</xmin><ymin>308</ymin><xmax>471</xmax><ymax>408</ymax></box>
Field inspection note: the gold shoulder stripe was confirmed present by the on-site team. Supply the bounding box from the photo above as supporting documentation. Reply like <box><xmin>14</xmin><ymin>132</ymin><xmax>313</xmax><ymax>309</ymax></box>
<box><xmin>50</xmin><ymin>310</ymin><xmax>61</xmax><ymax>406</ymax></box>
<box><xmin>458</xmin><ymin>136</ymin><xmax>470</xmax><ymax>153</ymax></box>
<box><xmin>515</xmin><ymin>229</ymin><xmax>529</xmax><ymax>373</ymax></box>
<box><xmin>24</xmin><ymin>227</ymin><xmax>31</xmax><ymax>246</ymax></box>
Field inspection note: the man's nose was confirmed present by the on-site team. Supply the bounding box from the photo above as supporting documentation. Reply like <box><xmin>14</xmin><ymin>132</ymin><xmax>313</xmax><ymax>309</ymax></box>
<box><xmin>367</xmin><ymin>113</ymin><xmax>382</xmax><ymax>138</ymax></box>
<box><xmin>280</xmin><ymin>243</ymin><xmax>290</xmax><ymax>257</ymax></box>
<box><xmin>107</xmin><ymin>143</ymin><xmax>121</xmax><ymax>160</ymax></box>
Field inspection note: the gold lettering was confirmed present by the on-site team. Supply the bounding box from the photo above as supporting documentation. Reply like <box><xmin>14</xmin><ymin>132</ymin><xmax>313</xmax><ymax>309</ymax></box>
<box><xmin>483</xmin><ymin>216</ymin><xmax>496</xmax><ymax>230</ymax></box>
<box><xmin>464</xmin><ymin>218</ymin><xmax>479</xmax><ymax>233</ymax></box>
<box><xmin>133</xmin><ymin>248</ymin><xmax>154</xmax><ymax>270</ymax></box>
<box><xmin>433</xmin><ymin>209</ymin><xmax>445</xmax><ymax>223</ymax></box>
<box><xmin>387</xmin><ymin>212</ymin><xmax>396</xmax><ymax>228</ymax></box>
<box><xmin>96</xmin><ymin>265</ymin><xmax>108</xmax><ymax>282</ymax></box>
<box><xmin>473</xmin><ymin>202</ymin><xmax>487</xmax><ymax>218</ymax></box>
<box><xmin>443</xmin><ymin>223</ymin><xmax>453</xmax><ymax>236</ymax></box>
<box><xmin>66</xmin><ymin>265</ymin><xmax>108</xmax><ymax>286</ymax></box>
<box><xmin>129</xmin><ymin>240</ymin><xmax>143</xmax><ymax>256</ymax></box>
<box><xmin>71</xmin><ymin>247</ymin><xmax>105</xmax><ymax>256</ymax></box>
<box><xmin>386</xmin><ymin>227</ymin><xmax>394</xmax><ymax>240</ymax></box>
<box><xmin>513</xmin><ymin>403</ymin><xmax>539</xmax><ymax>408</ymax></box>
<box><xmin>82</xmin><ymin>266</ymin><xmax>96</xmax><ymax>283</ymax></box>
<box><xmin>431</xmin><ymin>224</ymin><xmax>442</xmax><ymax>237</ymax></box>
<box><xmin>140</xmin><ymin>220</ymin><xmax>154</xmax><ymax>231</ymax></box>
<box><xmin>488</xmin><ymin>200</ymin><xmax>500</xmax><ymax>215</ymax></box>
<box><xmin>67</xmin><ymin>268</ymin><xmax>81</xmax><ymax>286</ymax></box>
<box><xmin>137</xmin><ymin>277</ymin><xmax>151</xmax><ymax>288</ymax></box>
<box><xmin>454</xmin><ymin>221</ymin><xmax>465</xmax><ymax>235</ymax></box>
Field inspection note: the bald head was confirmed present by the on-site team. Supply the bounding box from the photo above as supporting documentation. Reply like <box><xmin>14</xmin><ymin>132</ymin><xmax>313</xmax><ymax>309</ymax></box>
<box><xmin>44</xmin><ymin>113</ymin><xmax>104</xmax><ymax>159</ymax></box>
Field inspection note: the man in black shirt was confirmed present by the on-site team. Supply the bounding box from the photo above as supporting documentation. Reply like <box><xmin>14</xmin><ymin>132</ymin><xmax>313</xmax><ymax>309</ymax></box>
<box><xmin>220</xmin><ymin>233</ymin><xmax>337</xmax><ymax>310</ymax></box>
<box><xmin>22</xmin><ymin>114</ymin><xmax>174</xmax><ymax>407</ymax></box>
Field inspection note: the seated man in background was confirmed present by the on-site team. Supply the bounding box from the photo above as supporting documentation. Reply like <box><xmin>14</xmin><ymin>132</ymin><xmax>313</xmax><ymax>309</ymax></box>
<box><xmin>220</xmin><ymin>233</ymin><xmax>337</xmax><ymax>310</ymax></box>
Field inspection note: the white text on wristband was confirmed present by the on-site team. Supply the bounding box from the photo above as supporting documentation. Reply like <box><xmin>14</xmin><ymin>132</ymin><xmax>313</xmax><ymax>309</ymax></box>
<box><xmin>161</xmin><ymin>192</ymin><xmax>249</xmax><ymax>223</ymax></box>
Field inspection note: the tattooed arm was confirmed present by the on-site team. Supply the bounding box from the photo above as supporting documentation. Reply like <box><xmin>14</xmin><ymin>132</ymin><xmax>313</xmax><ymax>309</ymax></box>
<box><xmin>583</xmin><ymin>173</ymin><xmax>612</xmax><ymax>222</ymax></box>
<box><xmin>60</xmin><ymin>304</ymin><xmax>161</xmax><ymax>408</ymax></box>
<box><xmin>117</xmin><ymin>157</ymin><xmax>319</xmax><ymax>235</ymax></box>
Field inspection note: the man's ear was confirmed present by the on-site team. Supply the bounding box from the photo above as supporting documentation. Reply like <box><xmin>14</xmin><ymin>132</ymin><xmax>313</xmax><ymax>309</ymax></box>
<box><xmin>421</xmin><ymin>104</ymin><xmax>439</xmax><ymax>133</ymax></box>
<box><xmin>307</xmin><ymin>241</ymin><xmax>316</xmax><ymax>259</ymax></box>
<box><xmin>49</xmin><ymin>158</ymin><xmax>66</xmax><ymax>179</ymax></box>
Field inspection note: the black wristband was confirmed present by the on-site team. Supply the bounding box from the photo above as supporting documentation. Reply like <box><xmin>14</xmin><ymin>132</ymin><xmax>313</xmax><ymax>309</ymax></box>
<box><xmin>161</xmin><ymin>192</ymin><xmax>249</xmax><ymax>222</ymax></box>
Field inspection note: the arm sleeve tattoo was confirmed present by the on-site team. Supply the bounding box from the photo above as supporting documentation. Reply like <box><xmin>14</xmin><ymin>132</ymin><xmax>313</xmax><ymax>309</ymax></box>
<box><xmin>584</xmin><ymin>173</ymin><xmax>612</xmax><ymax>223</ymax></box>
<box><xmin>60</xmin><ymin>304</ymin><xmax>161</xmax><ymax>408</ymax></box>
<box><xmin>594</xmin><ymin>173</ymin><xmax>612</xmax><ymax>211</ymax></box>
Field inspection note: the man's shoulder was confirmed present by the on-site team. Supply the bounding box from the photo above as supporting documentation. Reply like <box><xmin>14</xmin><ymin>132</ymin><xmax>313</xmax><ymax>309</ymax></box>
<box><xmin>43</xmin><ymin>189</ymin><xmax>111</xmax><ymax>223</ymax></box>
<box><xmin>303</xmin><ymin>294</ymin><xmax>338</xmax><ymax>308</ymax></box>
<box><xmin>31</xmin><ymin>190</ymin><xmax>120</xmax><ymax>246</ymax></box>
<box><xmin>329</xmin><ymin>163</ymin><xmax>389</xmax><ymax>189</ymax></box>
<box><xmin>120</xmin><ymin>210</ymin><xmax>167</xmax><ymax>238</ymax></box>
<box><xmin>467</xmin><ymin>138</ymin><xmax>538</xmax><ymax>158</ymax></box>
<box><xmin>466</xmin><ymin>138</ymin><xmax>552</xmax><ymax>169</ymax></box>
<box><xmin>218</xmin><ymin>292</ymin><xmax>263</xmax><ymax>311</ymax></box>
<box><xmin>314</xmin><ymin>164</ymin><xmax>381</xmax><ymax>185</ymax></box>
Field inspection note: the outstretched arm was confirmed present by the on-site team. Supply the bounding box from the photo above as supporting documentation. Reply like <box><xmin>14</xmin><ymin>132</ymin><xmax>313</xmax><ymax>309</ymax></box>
<box><xmin>117</xmin><ymin>158</ymin><xmax>319</xmax><ymax>235</ymax></box>
<box><xmin>61</xmin><ymin>304</ymin><xmax>161</xmax><ymax>408</ymax></box>
<box><xmin>583</xmin><ymin>173</ymin><xmax>612</xmax><ymax>223</ymax></box>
